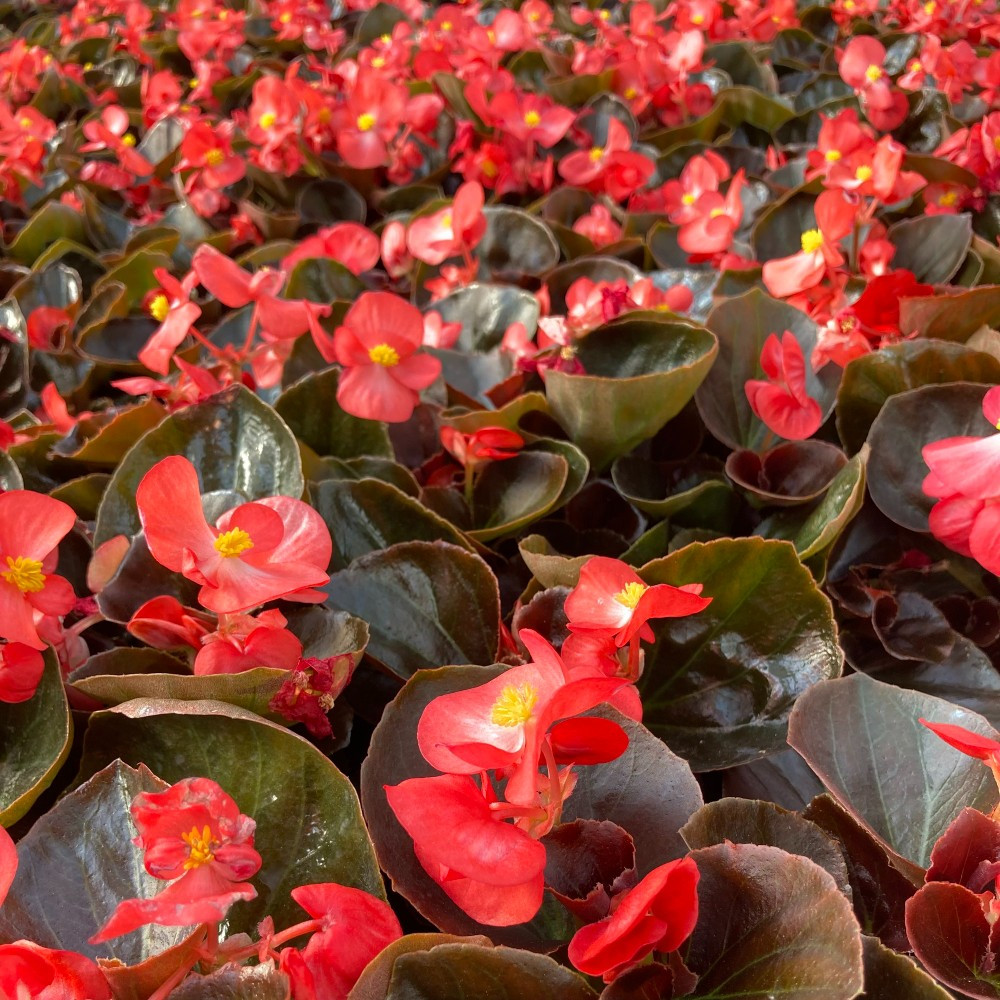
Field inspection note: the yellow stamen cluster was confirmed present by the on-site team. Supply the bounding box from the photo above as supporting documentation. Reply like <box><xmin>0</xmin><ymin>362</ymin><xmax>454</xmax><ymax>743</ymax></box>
<box><xmin>2</xmin><ymin>556</ymin><xmax>45</xmax><ymax>594</ymax></box>
<box><xmin>589</xmin><ymin>146</ymin><xmax>604</xmax><ymax>162</ymax></box>
<box><xmin>614</xmin><ymin>581</ymin><xmax>648</xmax><ymax>609</ymax></box>
<box><xmin>181</xmin><ymin>825</ymin><xmax>217</xmax><ymax>869</ymax></box>
<box><xmin>682</xmin><ymin>192</ymin><xmax>696</xmax><ymax>205</ymax></box>
<box><xmin>855</xmin><ymin>164</ymin><xmax>873</xmax><ymax>181</ymax></box>
<box><xmin>357</xmin><ymin>112</ymin><xmax>377</xmax><ymax>132</ymax></box>
<box><xmin>491</xmin><ymin>683</ymin><xmax>538</xmax><ymax>727</ymax></box>
<box><xmin>523</xmin><ymin>110</ymin><xmax>541</xmax><ymax>128</ymax></box>
<box><xmin>800</xmin><ymin>229</ymin><xmax>824</xmax><ymax>253</ymax></box>
<box><xmin>369</xmin><ymin>343</ymin><xmax>400</xmax><ymax>367</ymax></box>
<box><xmin>259</xmin><ymin>111</ymin><xmax>277</xmax><ymax>130</ymax></box>
<box><xmin>203</xmin><ymin>147</ymin><xmax>225</xmax><ymax>167</ymax></box>
<box><xmin>149</xmin><ymin>293</ymin><xmax>170</xmax><ymax>323</ymax></box>
<box><xmin>121</xmin><ymin>134</ymin><xmax>136</xmax><ymax>147</ymax></box>
<box><xmin>938</xmin><ymin>190</ymin><xmax>959</xmax><ymax>207</ymax></box>
<box><xmin>865</xmin><ymin>64</ymin><xmax>883</xmax><ymax>82</ymax></box>
<box><xmin>825</xmin><ymin>149</ymin><xmax>842</xmax><ymax>162</ymax></box>
<box><xmin>213</xmin><ymin>528</ymin><xmax>254</xmax><ymax>558</ymax></box>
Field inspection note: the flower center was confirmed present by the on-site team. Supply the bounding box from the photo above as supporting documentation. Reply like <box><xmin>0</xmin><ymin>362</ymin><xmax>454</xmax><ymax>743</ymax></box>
<box><xmin>18</xmin><ymin>116</ymin><xmax>31</xmax><ymax>128</ymax></box>
<box><xmin>149</xmin><ymin>293</ymin><xmax>170</xmax><ymax>323</ymax></box>
<box><xmin>865</xmin><ymin>64</ymin><xmax>883</xmax><ymax>82</ymax></box>
<box><xmin>614</xmin><ymin>581</ymin><xmax>647</xmax><ymax>609</ymax></box>
<box><xmin>691</xmin><ymin>12</ymin><xmax>705</xmax><ymax>22</ymax></box>
<box><xmin>682</xmin><ymin>192</ymin><xmax>696</xmax><ymax>205</ymax></box>
<box><xmin>259</xmin><ymin>111</ymin><xmax>277</xmax><ymax>129</ymax></box>
<box><xmin>214</xmin><ymin>528</ymin><xmax>254</xmax><ymax>558</ymax></box>
<box><xmin>181</xmin><ymin>825</ymin><xmax>217</xmax><ymax>869</ymax></box>
<box><xmin>589</xmin><ymin>146</ymin><xmax>604</xmax><ymax>162</ymax></box>
<box><xmin>357</xmin><ymin>112</ymin><xmax>377</xmax><ymax>132</ymax></box>
<box><xmin>441</xmin><ymin>20</ymin><xmax>453</xmax><ymax>30</ymax></box>
<box><xmin>910</xmin><ymin>59</ymin><xmax>922</xmax><ymax>72</ymax></box>
<box><xmin>368</xmin><ymin>343</ymin><xmax>400</xmax><ymax>366</ymax></box>
<box><xmin>371</xmin><ymin>55</ymin><xmax>386</xmax><ymax>68</ymax></box>
<box><xmin>317</xmin><ymin>107</ymin><xmax>332</xmax><ymax>124</ymax></box>
<box><xmin>2</xmin><ymin>556</ymin><xmax>45</xmax><ymax>593</ymax></box>
<box><xmin>855</xmin><ymin>164</ymin><xmax>873</xmax><ymax>181</ymax></box>
<box><xmin>825</xmin><ymin>148</ymin><xmax>841</xmax><ymax>162</ymax></box>
<box><xmin>710</xmin><ymin>207</ymin><xmax>726</xmax><ymax>218</ymax></box>
<box><xmin>481</xmin><ymin>159</ymin><xmax>498</xmax><ymax>178</ymax></box>
<box><xmin>491</xmin><ymin>683</ymin><xmax>538</xmax><ymax>727</ymax></box>
<box><xmin>939</xmin><ymin>190</ymin><xmax>958</xmax><ymax>206</ymax></box>
<box><xmin>624</xmin><ymin>86</ymin><xmax>637</xmax><ymax>99</ymax></box>
<box><xmin>204</xmin><ymin>147</ymin><xmax>225</xmax><ymax>167</ymax></box>
<box><xmin>279</xmin><ymin>10</ymin><xmax>292</xmax><ymax>22</ymax></box>
<box><xmin>800</xmin><ymin>228</ymin><xmax>824</xmax><ymax>253</ymax></box>
<box><xmin>121</xmin><ymin>134</ymin><xmax>136</xmax><ymax>147</ymax></box>
<box><xmin>523</xmin><ymin>110</ymin><xmax>541</xmax><ymax>127</ymax></box>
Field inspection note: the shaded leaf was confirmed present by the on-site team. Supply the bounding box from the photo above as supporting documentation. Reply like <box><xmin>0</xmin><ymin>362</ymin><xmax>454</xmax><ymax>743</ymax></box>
<box><xmin>788</xmin><ymin>672</ymin><xmax>1000</xmax><ymax>871</ymax></box>
<box><xmin>323</xmin><ymin>541</ymin><xmax>500</xmax><ymax>679</ymax></box>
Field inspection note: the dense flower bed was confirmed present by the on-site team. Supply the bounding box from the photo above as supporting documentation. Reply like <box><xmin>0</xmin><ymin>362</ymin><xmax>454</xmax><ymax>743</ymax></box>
<box><xmin>4</xmin><ymin>0</ymin><xmax>1000</xmax><ymax>996</ymax></box>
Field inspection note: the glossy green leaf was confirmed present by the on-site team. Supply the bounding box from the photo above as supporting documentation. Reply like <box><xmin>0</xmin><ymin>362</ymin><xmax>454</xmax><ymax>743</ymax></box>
<box><xmin>0</xmin><ymin>761</ymin><xmax>189</xmax><ymax>964</ymax></box>
<box><xmin>680</xmin><ymin>798</ymin><xmax>851</xmax><ymax>896</ymax></box>
<box><xmin>545</xmin><ymin>313</ymin><xmax>718</xmax><ymax>470</ymax></box>
<box><xmin>866</xmin><ymin>382</ymin><xmax>990</xmax><ymax>532</ymax></box>
<box><xmin>324</xmin><ymin>541</ymin><xmax>500</xmax><ymax>679</ymax></box>
<box><xmin>696</xmin><ymin>288</ymin><xmax>840</xmax><ymax>450</ymax></box>
<box><xmin>468</xmin><ymin>451</ymin><xmax>570</xmax><ymax>542</ymax></box>
<box><xmin>888</xmin><ymin>213</ymin><xmax>973</xmax><ymax>284</ymax></box>
<box><xmin>684</xmin><ymin>843</ymin><xmax>864</xmax><ymax>1000</ymax></box>
<box><xmin>788</xmin><ymin>672</ymin><xmax>1000</xmax><ymax>871</ymax></box>
<box><xmin>794</xmin><ymin>448</ymin><xmax>867</xmax><ymax>559</ymax></box>
<box><xmin>638</xmin><ymin>538</ymin><xmax>843</xmax><ymax>771</ymax></box>
<box><xmin>611</xmin><ymin>455</ymin><xmax>731</xmax><ymax>520</ymax></box>
<box><xmin>836</xmin><ymin>340</ymin><xmax>1000</xmax><ymax>454</ymax></box>
<box><xmin>94</xmin><ymin>385</ymin><xmax>303</xmax><ymax>545</ymax></box>
<box><xmin>313</xmin><ymin>478</ymin><xmax>472</xmax><ymax>570</ymax></box>
<box><xmin>276</xmin><ymin>368</ymin><xmax>393</xmax><ymax>461</ymax></box>
<box><xmin>858</xmin><ymin>935</ymin><xmax>951</xmax><ymax>1000</ymax></box>
<box><xmin>78</xmin><ymin>698</ymin><xmax>384</xmax><ymax>935</ymax></box>
<box><xmin>0</xmin><ymin>652</ymin><xmax>71</xmax><ymax>825</ymax></box>
<box><xmin>361</xmin><ymin>664</ymin><xmax>702</xmax><ymax>947</ymax></box>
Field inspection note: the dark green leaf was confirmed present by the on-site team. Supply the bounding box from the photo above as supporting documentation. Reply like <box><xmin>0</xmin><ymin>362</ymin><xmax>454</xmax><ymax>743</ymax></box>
<box><xmin>788</xmin><ymin>672</ymin><xmax>1000</xmax><ymax>870</ymax></box>
<box><xmin>836</xmin><ymin>341</ymin><xmax>1000</xmax><ymax>454</ymax></box>
<box><xmin>888</xmin><ymin>213</ymin><xmax>973</xmax><ymax>283</ymax></box>
<box><xmin>639</xmin><ymin>538</ymin><xmax>843</xmax><ymax>771</ymax></box>
<box><xmin>312</xmin><ymin>478</ymin><xmax>472</xmax><ymax>570</ymax></box>
<box><xmin>858</xmin><ymin>935</ymin><xmax>951</xmax><ymax>1000</ymax></box>
<box><xmin>94</xmin><ymin>385</ymin><xmax>303</xmax><ymax>544</ymax></box>
<box><xmin>866</xmin><ymin>382</ymin><xmax>990</xmax><ymax>532</ymax></box>
<box><xmin>323</xmin><ymin>541</ymin><xmax>500</xmax><ymax>679</ymax></box>
<box><xmin>696</xmin><ymin>288</ymin><xmax>840</xmax><ymax>450</ymax></box>
<box><xmin>684</xmin><ymin>843</ymin><xmax>864</xmax><ymax>999</ymax></box>
<box><xmin>276</xmin><ymin>368</ymin><xmax>393</xmax><ymax>460</ymax></box>
<box><xmin>0</xmin><ymin>652</ymin><xmax>71</xmax><ymax>824</ymax></box>
<box><xmin>545</xmin><ymin>314</ymin><xmax>718</xmax><ymax>470</ymax></box>
<box><xmin>77</xmin><ymin>698</ymin><xmax>385</xmax><ymax>936</ymax></box>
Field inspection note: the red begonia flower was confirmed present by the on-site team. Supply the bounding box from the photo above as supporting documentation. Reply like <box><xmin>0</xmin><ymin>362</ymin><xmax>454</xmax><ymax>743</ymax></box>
<box><xmin>417</xmin><ymin>629</ymin><xmax>629</xmax><ymax>806</ymax></box>
<box><xmin>406</xmin><ymin>181</ymin><xmax>487</xmax><ymax>266</ymax></box>
<box><xmin>136</xmin><ymin>455</ymin><xmax>332</xmax><ymax>613</ymax></box>
<box><xmin>661</xmin><ymin>152</ymin><xmax>729</xmax><ymax>225</ymax></box>
<box><xmin>558</xmin><ymin>119</ymin><xmax>655</xmax><ymax>201</ymax></box>
<box><xmin>564</xmin><ymin>556</ymin><xmax>712</xmax><ymax>648</ymax></box>
<box><xmin>282</xmin><ymin>223</ymin><xmax>380</xmax><ymax>274</ymax></box>
<box><xmin>849</xmin><ymin>270</ymin><xmax>932</xmax><ymax>338</ymax></box>
<box><xmin>628</xmin><ymin>278</ymin><xmax>694</xmax><ymax>314</ymax></box>
<box><xmin>440</xmin><ymin>426</ymin><xmax>525</xmax><ymax>469</ymax></box>
<box><xmin>332</xmin><ymin>292</ymin><xmax>441</xmax><ymax>423</ymax></box>
<box><xmin>385</xmin><ymin>773</ymin><xmax>547</xmax><ymax>926</ymax></box>
<box><xmin>677</xmin><ymin>169</ymin><xmax>745</xmax><ymax>256</ymax></box>
<box><xmin>138</xmin><ymin>267</ymin><xmax>202</xmax><ymax>375</ymax></box>
<box><xmin>91</xmin><ymin>776</ymin><xmax>261</xmax><ymax>942</ymax></box>
<box><xmin>279</xmin><ymin>884</ymin><xmax>402</xmax><ymax>999</ymax></box>
<box><xmin>335</xmin><ymin>69</ymin><xmax>407</xmax><ymax>169</ymax></box>
<box><xmin>840</xmin><ymin>37</ymin><xmax>895</xmax><ymax>109</ymax></box>
<box><xmin>761</xmin><ymin>189</ymin><xmax>855</xmax><ymax>299</ymax></box>
<box><xmin>0</xmin><ymin>822</ymin><xmax>15</xmax><ymax>905</ymax></box>
<box><xmin>269</xmin><ymin>654</ymin><xmax>356</xmax><ymax>738</ymax></box>
<box><xmin>127</xmin><ymin>596</ymin><xmax>214</xmax><ymax>651</ymax></box>
<box><xmin>79</xmin><ymin>105</ymin><xmax>152</xmax><ymax>176</ymax></box>
<box><xmin>0</xmin><ymin>942</ymin><xmax>111</xmax><ymax>999</ymax></box>
<box><xmin>919</xmin><ymin>718</ymin><xmax>1000</xmax><ymax>767</ymax></box>
<box><xmin>922</xmin><ymin>387</ymin><xmax>1000</xmax><ymax>573</ymax></box>
<box><xmin>745</xmin><ymin>331</ymin><xmax>824</xmax><ymax>441</ymax></box>
<box><xmin>0</xmin><ymin>491</ymin><xmax>77</xmax><ymax>649</ymax></box>
<box><xmin>194</xmin><ymin>610</ymin><xmax>303</xmax><ymax>675</ymax></box>
<box><xmin>568</xmin><ymin>857</ymin><xmax>700</xmax><ymax>982</ymax></box>
<box><xmin>26</xmin><ymin>306</ymin><xmax>71</xmax><ymax>351</ymax></box>
<box><xmin>0</xmin><ymin>641</ymin><xmax>46</xmax><ymax>703</ymax></box>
